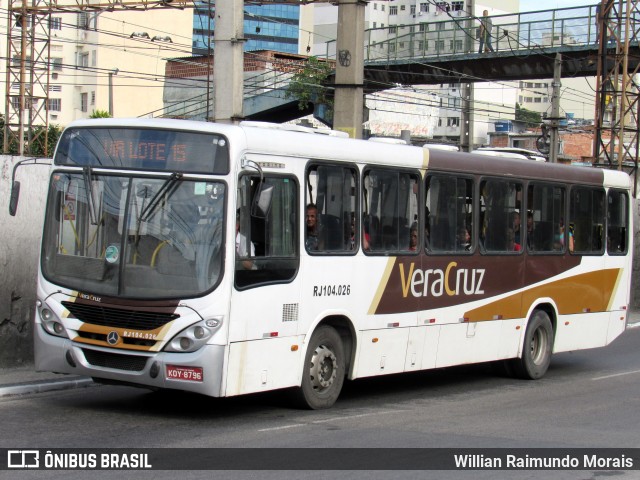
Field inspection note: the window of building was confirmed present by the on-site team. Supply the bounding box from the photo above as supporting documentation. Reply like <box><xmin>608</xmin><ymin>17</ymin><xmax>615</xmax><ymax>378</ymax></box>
<box><xmin>91</xmin><ymin>91</ymin><xmax>96</xmax><ymax>106</ymax></box>
<box><xmin>51</xmin><ymin>58</ymin><xmax>63</xmax><ymax>71</ymax></box>
<box><xmin>48</xmin><ymin>85</ymin><xmax>62</xmax><ymax>92</ymax></box>
<box><xmin>435</xmin><ymin>40</ymin><xmax>445</xmax><ymax>51</ymax></box>
<box><xmin>373</xmin><ymin>22</ymin><xmax>377</xmax><ymax>28</ymax></box>
<box><xmin>389</xmin><ymin>25</ymin><xmax>397</xmax><ymax>34</ymax></box>
<box><xmin>449</xmin><ymin>39</ymin><xmax>463</xmax><ymax>51</ymax></box>
<box><xmin>451</xmin><ymin>1</ymin><xmax>464</xmax><ymax>11</ymax></box>
<box><xmin>49</xmin><ymin>17</ymin><xmax>62</xmax><ymax>30</ymax></box>
<box><xmin>381</xmin><ymin>4</ymin><xmax>385</xmax><ymax>11</ymax></box>
<box><xmin>524</xmin><ymin>97</ymin><xmax>533</xmax><ymax>103</ymax></box>
<box><xmin>420</xmin><ymin>3</ymin><xmax>429</xmax><ymax>13</ymax></box>
<box><xmin>437</xmin><ymin>21</ymin><xmax>446</xmax><ymax>31</ymax></box>
<box><xmin>81</xmin><ymin>92</ymin><xmax>88</xmax><ymax>112</ymax></box>
<box><xmin>78</xmin><ymin>12</ymin><xmax>89</xmax><ymax>29</ymax></box>
<box><xmin>48</xmin><ymin>98</ymin><xmax>61</xmax><ymax>111</ymax></box>
<box><xmin>426</xmin><ymin>174</ymin><xmax>474</xmax><ymax>253</ymax></box>
<box><xmin>389</xmin><ymin>43</ymin><xmax>396</xmax><ymax>53</ymax></box>
<box><xmin>447</xmin><ymin>117</ymin><xmax>460</xmax><ymax>127</ymax></box>
<box><xmin>410</xmin><ymin>5</ymin><xmax>416</xmax><ymax>14</ymax></box>
<box><xmin>419</xmin><ymin>23</ymin><xmax>428</xmax><ymax>32</ymax></box>
<box><xmin>390</xmin><ymin>6</ymin><xmax>398</xmax><ymax>15</ymax></box>
<box><xmin>78</xmin><ymin>52</ymin><xmax>89</xmax><ymax>68</ymax></box>
<box><xmin>400</xmin><ymin>5</ymin><xmax>406</xmax><ymax>11</ymax></box>
<box><xmin>534</xmin><ymin>97</ymin><xmax>542</xmax><ymax>103</ymax></box>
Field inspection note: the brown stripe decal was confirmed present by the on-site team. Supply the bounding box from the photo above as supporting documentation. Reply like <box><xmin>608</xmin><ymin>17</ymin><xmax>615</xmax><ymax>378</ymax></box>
<box><xmin>463</xmin><ymin>268</ymin><xmax>622</xmax><ymax>321</ymax></box>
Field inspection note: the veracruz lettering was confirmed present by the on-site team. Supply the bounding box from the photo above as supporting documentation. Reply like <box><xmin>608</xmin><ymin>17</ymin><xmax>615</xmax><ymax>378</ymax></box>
<box><xmin>399</xmin><ymin>261</ymin><xmax>485</xmax><ymax>298</ymax></box>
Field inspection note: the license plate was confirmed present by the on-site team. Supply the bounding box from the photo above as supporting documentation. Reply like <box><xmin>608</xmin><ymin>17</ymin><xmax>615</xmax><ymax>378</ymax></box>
<box><xmin>166</xmin><ymin>365</ymin><xmax>203</xmax><ymax>382</ymax></box>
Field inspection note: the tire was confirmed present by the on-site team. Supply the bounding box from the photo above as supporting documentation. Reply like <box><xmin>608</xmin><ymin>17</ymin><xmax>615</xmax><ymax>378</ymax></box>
<box><xmin>509</xmin><ymin>310</ymin><xmax>554</xmax><ymax>380</ymax></box>
<box><xmin>292</xmin><ymin>326</ymin><xmax>345</xmax><ymax>410</ymax></box>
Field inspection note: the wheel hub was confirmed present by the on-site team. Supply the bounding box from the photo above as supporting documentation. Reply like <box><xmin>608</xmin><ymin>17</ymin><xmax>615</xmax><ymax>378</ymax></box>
<box><xmin>309</xmin><ymin>344</ymin><xmax>338</xmax><ymax>391</ymax></box>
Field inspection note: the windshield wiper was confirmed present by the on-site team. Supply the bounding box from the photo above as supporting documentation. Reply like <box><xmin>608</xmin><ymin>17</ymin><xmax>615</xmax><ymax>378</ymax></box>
<box><xmin>82</xmin><ymin>166</ymin><xmax>99</xmax><ymax>225</ymax></box>
<box><xmin>139</xmin><ymin>172</ymin><xmax>183</xmax><ymax>223</ymax></box>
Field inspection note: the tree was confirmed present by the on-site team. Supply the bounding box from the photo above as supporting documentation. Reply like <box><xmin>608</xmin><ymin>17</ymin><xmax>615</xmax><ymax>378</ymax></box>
<box><xmin>0</xmin><ymin>115</ymin><xmax>62</xmax><ymax>156</ymax></box>
<box><xmin>90</xmin><ymin>109</ymin><xmax>111</xmax><ymax>118</ymax></box>
<box><xmin>285</xmin><ymin>57</ymin><xmax>333</xmax><ymax>120</ymax></box>
<box><xmin>515</xmin><ymin>103</ymin><xmax>541</xmax><ymax>126</ymax></box>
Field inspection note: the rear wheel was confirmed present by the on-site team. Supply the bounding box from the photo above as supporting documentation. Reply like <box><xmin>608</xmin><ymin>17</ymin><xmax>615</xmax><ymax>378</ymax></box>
<box><xmin>293</xmin><ymin>326</ymin><xmax>345</xmax><ymax>409</ymax></box>
<box><xmin>508</xmin><ymin>309</ymin><xmax>554</xmax><ymax>380</ymax></box>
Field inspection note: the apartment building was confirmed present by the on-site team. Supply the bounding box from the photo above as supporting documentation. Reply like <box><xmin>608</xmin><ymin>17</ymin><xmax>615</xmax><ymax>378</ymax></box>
<box><xmin>18</xmin><ymin>8</ymin><xmax>192</xmax><ymax>127</ymax></box>
<box><xmin>308</xmin><ymin>1</ymin><xmax>519</xmax><ymax>145</ymax></box>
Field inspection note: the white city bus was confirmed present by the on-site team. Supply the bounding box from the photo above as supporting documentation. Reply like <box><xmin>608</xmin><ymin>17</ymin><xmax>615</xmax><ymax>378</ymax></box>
<box><xmin>25</xmin><ymin>118</ymin><xmax>632</xmax><ymax>409</ymax></box>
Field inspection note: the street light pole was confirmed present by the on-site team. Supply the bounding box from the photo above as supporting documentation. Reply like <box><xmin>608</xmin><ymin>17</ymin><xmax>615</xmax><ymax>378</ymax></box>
<box><xmin>108</xmin><ymin>68</ymin><xmax>118</xmax><ymax>117</ymax></box>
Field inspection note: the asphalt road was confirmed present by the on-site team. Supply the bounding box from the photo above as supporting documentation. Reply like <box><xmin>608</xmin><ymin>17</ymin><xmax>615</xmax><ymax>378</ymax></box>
<box><xmin>1</xmin><ymin>326</ymin><xmax>639</xmax><ymax>480</ymax></box>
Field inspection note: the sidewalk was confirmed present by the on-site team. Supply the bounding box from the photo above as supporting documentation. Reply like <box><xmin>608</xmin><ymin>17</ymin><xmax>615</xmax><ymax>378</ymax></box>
<box><xmin>0</xmin><ymin>366</ymin><xmax>93</xmax><ymax>398</ymax></box>
<box><xmin>1</xmin><ymin>311</ymin><xmax>639</xmax><ymax>399</ymax></box>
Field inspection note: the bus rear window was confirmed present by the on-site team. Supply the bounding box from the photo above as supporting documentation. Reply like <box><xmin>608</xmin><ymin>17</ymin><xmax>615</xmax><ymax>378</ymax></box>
<box><xmin>54</xmin><ymin>127</ymin><xmax>229</xmax><ymax>174</ymax></box>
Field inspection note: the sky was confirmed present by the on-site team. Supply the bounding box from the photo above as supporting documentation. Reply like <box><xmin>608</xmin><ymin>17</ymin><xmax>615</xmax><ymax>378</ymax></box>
<box><xmin>519</xmin><ymin>0</ymin><xmax>597</xmax><ymax>13</ymax></box>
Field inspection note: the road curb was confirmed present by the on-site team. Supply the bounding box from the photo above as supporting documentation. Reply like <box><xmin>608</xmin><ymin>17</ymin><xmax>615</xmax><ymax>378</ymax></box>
<box><xmin>0</xmin><ymin>377</ymin><xmax>94</xmax><ymax>398</ymax></box>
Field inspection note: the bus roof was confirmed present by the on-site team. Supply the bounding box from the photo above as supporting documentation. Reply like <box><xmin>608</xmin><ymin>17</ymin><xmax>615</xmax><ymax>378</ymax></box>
<box><xmin>61</xmin><ymin>119</ymin><xmax>628</xmax><ymax>189</ymax></box>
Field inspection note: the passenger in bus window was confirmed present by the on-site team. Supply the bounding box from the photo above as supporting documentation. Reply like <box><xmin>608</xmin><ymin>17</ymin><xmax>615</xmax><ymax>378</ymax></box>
<box><xmin>305</xmin><ymin>203</ymin><xmax>321</xmax><ymax>251</ymax></box>
<box><xmin>409</xmin><ymin>223</ymin><xmax>418</xmax><ymax>251</ymax></box>
<box><xmin>526</xmin><ymin>211</ymin><xmax>534</xmax><ymax>248</ymax></box>
<box><xmin>457</xmin><ymin>226</ymin><xmax>471</xmax><ymax>251</ymax></box>
<box><xmin>507</xmin><ymin>228</ymin><xmax>521</xmax><ymax>252</ymax></box>
<box><xmin>510</xmin><ymin>211</ymin><xmax>521</xmax><ymax>245</ymax></box>
<box><xmin>236</xmin><ymin>210</ymin><xmax>256</xmax><ymax>270</ymax></box>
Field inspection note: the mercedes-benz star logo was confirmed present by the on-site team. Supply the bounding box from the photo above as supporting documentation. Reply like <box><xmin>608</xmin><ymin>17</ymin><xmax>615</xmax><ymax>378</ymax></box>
<box><xmin>107</xmin><ymin>331</ymin><xmax>119</xmax><ymax>345</ymax></box>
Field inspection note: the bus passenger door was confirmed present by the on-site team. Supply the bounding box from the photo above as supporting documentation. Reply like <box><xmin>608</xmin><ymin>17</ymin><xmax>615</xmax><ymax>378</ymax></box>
<box><xmin>227</xmin><ymin>171</ymin><xmax>302</xmax><ymax>395</ymax></box>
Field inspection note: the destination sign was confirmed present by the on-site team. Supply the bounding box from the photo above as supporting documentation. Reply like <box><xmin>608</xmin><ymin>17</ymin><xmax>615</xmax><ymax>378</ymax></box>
<box><xmin>54</xmin><ymin>127</ymin><xmax>229</xmax><ymax>174</ymax></box>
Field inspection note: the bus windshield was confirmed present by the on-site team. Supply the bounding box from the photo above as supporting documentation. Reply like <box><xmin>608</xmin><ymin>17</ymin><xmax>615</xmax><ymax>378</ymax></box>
<box><xmin>41</xmin><ymin>172</ymin><xmax>225</xmax><ymax>299</ymax></box>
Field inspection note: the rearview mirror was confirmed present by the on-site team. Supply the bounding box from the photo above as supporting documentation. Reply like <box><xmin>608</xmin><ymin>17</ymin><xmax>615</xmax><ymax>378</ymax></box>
<box><xmin>9</xmin><ymin>181</ymin><xmax>21</xmax><ymax>216</ymax></box>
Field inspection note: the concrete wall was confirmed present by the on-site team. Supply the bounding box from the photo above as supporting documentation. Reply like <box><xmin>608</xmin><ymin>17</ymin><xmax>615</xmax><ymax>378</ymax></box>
<box><xmin>0</xmin><ymin>156</ymin><xmax>49</xmax><ymax>367</ymax></box>
<box><xmin>0</xmin><ymin>154</ymin><xmax>639</xmax><ymax>368</ymax></box>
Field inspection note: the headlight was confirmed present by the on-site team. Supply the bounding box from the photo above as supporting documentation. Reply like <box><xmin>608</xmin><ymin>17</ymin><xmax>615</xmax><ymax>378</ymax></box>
<box><xmin>164</xmin><ymin>317</ymin><xmax>223</xmax><ymax>353</ymax></box>
<box><xmin>38</xmin><ymin>302</ymin><xmax>68</xmax><ymax>339</ymax></box>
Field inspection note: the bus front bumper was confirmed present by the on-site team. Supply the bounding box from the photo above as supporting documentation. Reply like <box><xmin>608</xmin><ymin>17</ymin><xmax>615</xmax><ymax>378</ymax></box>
<box><xmin>34</xmin><ymin>325</ymin><xmax>226</xmax><ymax>397</ymax></box>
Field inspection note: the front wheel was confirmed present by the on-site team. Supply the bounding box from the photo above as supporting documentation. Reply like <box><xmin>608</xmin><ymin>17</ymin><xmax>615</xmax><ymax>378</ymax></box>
<box><xmin>508</xmin><ymin>310</ymin><xmax>554</xmax><ymax>380</ymax></box>
<box><xmin>293</xmin><ymin>326</ymin><xmax>345</xmax><ymax>410</ymax></box>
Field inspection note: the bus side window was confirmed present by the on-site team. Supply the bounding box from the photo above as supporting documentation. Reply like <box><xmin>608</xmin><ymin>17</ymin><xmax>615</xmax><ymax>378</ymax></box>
<box><xmin>425</xmin><ymin>174</ymin><xmax>473</xmax><ymax>253</ymax></box>
<box><xmin>306</xmin><ymin>164</ymin><xmax>357</xmax><ymax>254</ymax></box>
<box><xmin>570</xmin><ymin>187</ymin><xmax>605</xmax><ymax>254</ymax></box>
<box><xmin>528</xmin><ymin>183</ymin><xmax>565</xmax><ymax>253</ymax></box>
<box><xmin>607</xmin><ymin>189</ymin><xmax>628</xmax><ymax>255</ymax></box>
<box><xmin>364</xmin><ymin>169</ymin><xmax>419</xmax><ymax>254</ymax></box>
<box><xmin>480</xmin><ymin>179</ymin><xmax>522</xmax><ymax>254</ymax></box>
<box><xmin>235</xmin><ymin>175</ymin><xmax>299</xmax><ymax>290</ymax></box>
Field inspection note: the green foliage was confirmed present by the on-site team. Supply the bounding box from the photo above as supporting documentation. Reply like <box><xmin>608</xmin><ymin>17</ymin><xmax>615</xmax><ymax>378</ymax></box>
<box><xmin>0</xmin><ymin>115</ymin><xmax>63</xmax><ymax>156</ymax></box>
<box><xmin>90</xmin><ymin>109</ymin><xmax>112</xmax><ymax>118</ymax></box>
<box><xmin>515</xmin><ymin>103</ymin><xmax>542</xmax><ymax>126</ymax></box>
<box><xmin>286</xmin><ymin>57</ymin><xmax>334</xmax><ymax>118</ymax></box>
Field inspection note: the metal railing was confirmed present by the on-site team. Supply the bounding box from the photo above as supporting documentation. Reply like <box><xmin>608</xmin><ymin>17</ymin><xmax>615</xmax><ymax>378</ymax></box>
<box><xmin>323</xmin><ymin>5</ymin><xmax>610</xmax><ymax>63</ymax></box>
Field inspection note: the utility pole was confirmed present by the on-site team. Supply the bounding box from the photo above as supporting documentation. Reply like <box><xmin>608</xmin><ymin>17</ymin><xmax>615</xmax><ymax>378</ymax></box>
<box><xmin>213</xmin><ymin>0</ymin><xmax>244</xmax><ymax>123</ymax></box>
<box><xmin>549</xmin><ymin>53</ymin><xmax>562</xmax><ymax>163</ymax></box>
<box><xmin>333</xmin><ymin>0</ymin><xmax>365</xmax><ymax>138</ymax></box>
<box><xmin>459</xmin><ymin>0</ymin><xmax>475</xmax><ymax>152</ymax></box>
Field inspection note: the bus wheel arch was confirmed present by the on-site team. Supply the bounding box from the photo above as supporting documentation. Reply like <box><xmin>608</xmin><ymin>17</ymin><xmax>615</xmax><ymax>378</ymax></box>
<box><xmin>293</xmin><ymin>316</ymin><xmax>355</xmax><ymax>409</ymax></box>
<box><xmin>509</xmin><ymin>306</ymin><xmax>555</xmax><ymax>380</ymax></box>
